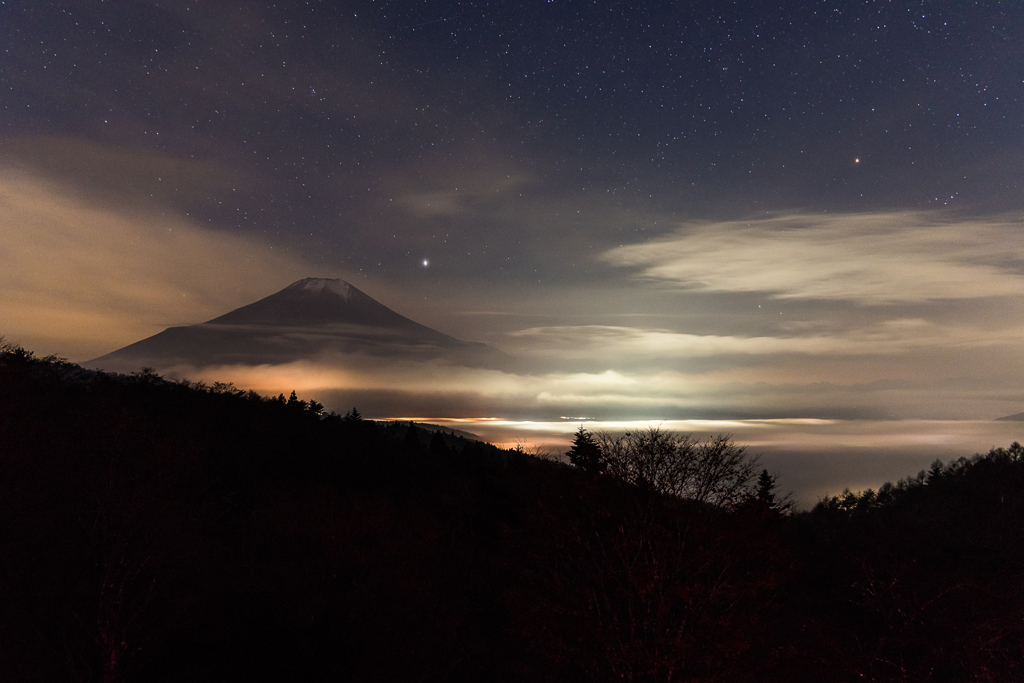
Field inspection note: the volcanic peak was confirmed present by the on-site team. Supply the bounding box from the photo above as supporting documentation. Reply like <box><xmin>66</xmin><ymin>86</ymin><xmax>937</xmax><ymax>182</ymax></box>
<box><xmin>86</xmin><ymin>276</ymin><xmax>516</xmax><ymax>372</ymax></box>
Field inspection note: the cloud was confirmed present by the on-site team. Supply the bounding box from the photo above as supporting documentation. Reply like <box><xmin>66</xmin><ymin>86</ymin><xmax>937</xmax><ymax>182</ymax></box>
<box><xmin>152</xmin><ymin>356</ymin><xmax>713</xmax><ymax>417</ymax></box>
<box><xmin>0</xmin><ymin>169</ymin><xmax>320</xmax><ymax>360</ymax></box>
<box><xmin>393</xmin><ymin>160</ymin><xmax>533</xmax><ymax>218</ymax></box>
<box><xmin>601</xmin><ymin>212</ymin><xmax>1024</xmax><ymax>303</ymax></box>
<box><xmin>505</xmin><ymin>320</ymin><xmax>1024</xmax><ymax>360</ymax></box>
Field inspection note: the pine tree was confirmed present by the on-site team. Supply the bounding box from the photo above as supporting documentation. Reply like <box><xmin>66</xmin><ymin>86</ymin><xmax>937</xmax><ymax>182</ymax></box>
<box><xmin>566</xmin><ymin>426</ymin><xmax>604</xmax><ymax>474</ymax></box>
<box><xmin>750</xmin><ymin>468</ymin><xmax>792</xmax><ymax>515</ymax></box>
<box><xmin>755</xmin><ymin>469</ymin><xmax>777</xmax><ymax>506</ymax></box>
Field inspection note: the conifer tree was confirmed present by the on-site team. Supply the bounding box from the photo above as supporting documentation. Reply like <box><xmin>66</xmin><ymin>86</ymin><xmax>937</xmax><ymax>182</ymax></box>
<box><xmin>566</xmin><ymin>426</ymin><xmax>604</xmax><ymax>474</ymax></box>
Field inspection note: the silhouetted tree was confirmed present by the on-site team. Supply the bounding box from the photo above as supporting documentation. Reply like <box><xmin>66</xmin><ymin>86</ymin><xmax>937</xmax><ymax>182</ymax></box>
<box><xmin>566</xmin><ymin>426</ymin><xmax>604</xmax><ymax>474</ymax></box>
<box><xmin>746</xmin><ymin>469</ymin><xmax>792</xmax><ymax>517</ymax></box>
<box><xmin>598</xmin><ymin>427</ymin><xmax>758</xmax><ymax>508</ymax></box>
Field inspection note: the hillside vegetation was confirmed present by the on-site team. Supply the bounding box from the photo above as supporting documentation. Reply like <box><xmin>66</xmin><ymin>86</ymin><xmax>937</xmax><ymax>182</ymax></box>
<box><xmin>1</xmin><ymin>342</ymin><xmax>1022</xmax><ymax>682</ymax></box>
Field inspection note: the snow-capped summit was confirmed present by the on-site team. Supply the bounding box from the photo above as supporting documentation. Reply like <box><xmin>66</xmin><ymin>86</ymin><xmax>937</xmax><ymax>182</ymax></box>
<box><xmin>294</xmin><ymin>277</ymin><xmax>353</xmax><ymax>299</ymax></box>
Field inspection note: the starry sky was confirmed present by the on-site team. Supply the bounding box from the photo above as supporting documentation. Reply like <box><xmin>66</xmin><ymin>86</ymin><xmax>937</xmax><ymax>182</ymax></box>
<box><xmin>2</xmin><ymin>1</ymin><xmax>1023</xmax><ymax>432</ymax></box>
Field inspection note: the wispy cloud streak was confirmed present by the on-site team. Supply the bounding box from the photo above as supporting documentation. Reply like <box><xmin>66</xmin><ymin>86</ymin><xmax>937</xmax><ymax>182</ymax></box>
<box><xmin>602</xmin><ymin>212</ymin><xmax>1024</xmax><ymax>303</ymax></box>
<box><xmin>507</xmin><ymin>320</ymin><xmax>1024</xmax><ymax>359</ymax></box>
<box><xmin>0</xmin><ymin>170</ymin><xmax>316</xmax><ymax>359</ymax></box>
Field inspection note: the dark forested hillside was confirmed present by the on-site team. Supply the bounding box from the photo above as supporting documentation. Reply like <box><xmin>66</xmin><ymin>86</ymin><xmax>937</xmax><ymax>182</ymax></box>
<box><xmin>1</xmin><ymin>342</ymin><xmax>1021</xmax><ymax>682</ymax></box>
<box><xmin>799</xmin><ymin>445</ymin><xmax>1024</xmax><ymax>681</ymax></box>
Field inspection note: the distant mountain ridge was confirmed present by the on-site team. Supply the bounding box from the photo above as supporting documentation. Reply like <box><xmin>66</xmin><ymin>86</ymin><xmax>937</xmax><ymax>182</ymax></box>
<box><xmin>88</xmin><ymin>278</ymin><xmax>513</xmax><ymax>372</ymax></box>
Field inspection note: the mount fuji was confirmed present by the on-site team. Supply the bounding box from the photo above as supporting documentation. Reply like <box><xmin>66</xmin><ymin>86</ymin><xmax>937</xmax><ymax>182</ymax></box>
<box><xmin>88</xmin><ymin>278</ymin><xmax>514</xmax><ymax>372</ymax></box>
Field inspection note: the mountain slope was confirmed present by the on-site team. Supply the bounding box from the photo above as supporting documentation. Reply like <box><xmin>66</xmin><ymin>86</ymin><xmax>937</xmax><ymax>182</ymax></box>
<box><xmin>88</xmin><ymin>278</ymin><xmax>513</xmax><ymax>372</ymax></box>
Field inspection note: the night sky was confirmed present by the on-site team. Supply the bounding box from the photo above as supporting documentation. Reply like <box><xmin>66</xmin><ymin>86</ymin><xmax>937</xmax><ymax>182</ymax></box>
<box><xmin>2</xmin><ymin>1</ymin><xmax>1022</xmax><ymax>448</ymax></box>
